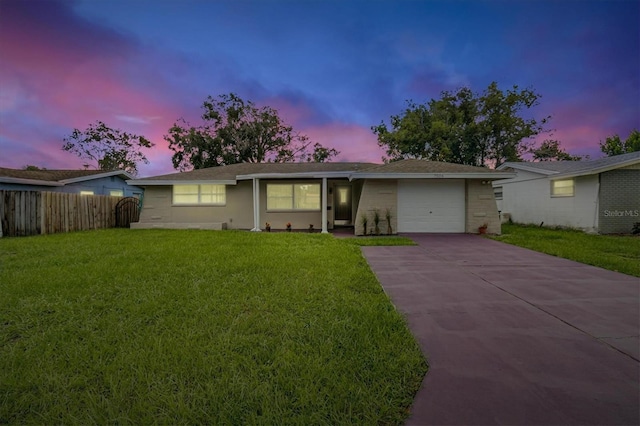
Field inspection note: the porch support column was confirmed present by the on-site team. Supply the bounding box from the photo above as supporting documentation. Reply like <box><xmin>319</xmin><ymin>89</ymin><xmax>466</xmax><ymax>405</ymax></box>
<box><xmin>251</xmin><ymin>178</ymin><xmax>261</xmax><ymax>232</ymax></box>
<box><xmin>321</xmin><ymin>177</ymin><xmax>328</xmax><ymax>234</ymax></box>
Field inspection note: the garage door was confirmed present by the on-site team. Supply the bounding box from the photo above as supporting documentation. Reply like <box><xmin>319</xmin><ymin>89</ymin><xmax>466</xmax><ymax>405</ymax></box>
<box><xmin>397</xmin><ymin>180</ymin><xmax>465</xmax><ymax>232</ymax></box>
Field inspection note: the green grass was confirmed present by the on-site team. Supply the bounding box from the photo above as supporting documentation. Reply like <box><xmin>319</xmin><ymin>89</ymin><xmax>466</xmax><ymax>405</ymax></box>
<box><xmin>491</xmin><ymin>223</ymin><xmax>640</xmax><ymax>277</ymax></box>
<box><xmin>0</xmin><ymin>229</ymin><xmax>426</xmax><ymax>425</ymax></box>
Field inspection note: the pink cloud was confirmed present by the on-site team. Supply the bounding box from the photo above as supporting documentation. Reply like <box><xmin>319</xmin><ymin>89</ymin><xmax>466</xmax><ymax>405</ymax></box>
<box><xmin>303</xmin><ymin>123</ymin><xmax>384</xmax><ymax>164</ymax></box>
<box><xmin>0</xmin><ymin>0</ymin><xmax>192</xmax><ymax>174</ymax></box>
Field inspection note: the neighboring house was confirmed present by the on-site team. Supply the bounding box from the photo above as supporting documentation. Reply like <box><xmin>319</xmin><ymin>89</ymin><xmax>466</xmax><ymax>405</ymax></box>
<box><xmin>0</xmin><ymin>168</ymin><xmax>143</xmax><ymax>197</ymax></box>
<box><xmin>127</xmin><ymin>160</ymin><xmax>513</xmax><ymax>234</ymax></box>
<box><xmin>493</xmin><ymin>151</ymin><xmax>640</xmax><ymax>234</ymax></box>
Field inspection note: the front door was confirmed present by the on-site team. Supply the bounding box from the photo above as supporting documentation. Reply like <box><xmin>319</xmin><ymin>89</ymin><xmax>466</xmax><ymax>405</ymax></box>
<box><xmin>334</xmin><ymin>185</ymin><xmax>352</xmax><ymax>225</ymax></box>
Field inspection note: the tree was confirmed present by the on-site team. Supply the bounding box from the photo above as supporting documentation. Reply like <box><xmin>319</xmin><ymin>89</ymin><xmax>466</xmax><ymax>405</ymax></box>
<box><xmin>530</xmin><ymin>139</ymin><xmax>583</xmax><ymax>161</ymax></box>
<box><xmin>165</xmin><ymin>93</ymin><xmax>339</xmax><ymax>171</ymax></box>
<box><xmin>62</xmin><ymin>121</ymin><xmax>153</xmax><ymax>175</ymax></box>
<box><xmin>600</xmin><ymin>129</ymin><xmax>640</xmax><ymax>156</ymax></box>
<box><xmin>22</xmin><ymin>165</ymin><xmax>45</xmax><ymax>170</ymax></box>
<box><xmin>372</xmin><ymin>82</ymin><xmax>548</xmax><ymax>167</ymax></box>
<box><xmin>372</xmin><ymin>88</ymin><xmax>482</xmax><ymax>165</ymax></box>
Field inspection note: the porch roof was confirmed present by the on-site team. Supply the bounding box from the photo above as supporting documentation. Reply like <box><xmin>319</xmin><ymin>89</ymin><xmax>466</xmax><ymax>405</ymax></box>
<box><xmin>129</xmin><ymin>162</ymin><xmax>377</xmax><ymax>185</ymax></box>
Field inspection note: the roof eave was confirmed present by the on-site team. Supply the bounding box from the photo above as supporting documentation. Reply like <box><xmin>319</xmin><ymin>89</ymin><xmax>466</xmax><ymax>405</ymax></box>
<box><xmin>236</xmin><ymin>171</ymin><xmax>354</xmax><ymax>180</ymax></box>
<box><xmin>496</xmin><ymin>163</ymin><xmax>558</xmax><ymax>175</ymax></box>
<box><xmin>0</xmin><ymin>177</ymin><xmax>64</xmax><ymax>186</ymax></box>
<box><xmin>127</xmin><ymin>179</ymin><xmax>238</xmax><ymax>186</ymax></box>
<box><xmin>60</xmin><ymin>170</ymin><xmax>135</xmax><ymax>184</ymax></box>
<box><xmin>349</xmin><ymin>172</ymin><xmax>516</xmax><ymax>180</ymax></box>
<box><xmin>550</xmin><ymin>158</ymin><xmax>640</xmax><ymax>180</ymax></box>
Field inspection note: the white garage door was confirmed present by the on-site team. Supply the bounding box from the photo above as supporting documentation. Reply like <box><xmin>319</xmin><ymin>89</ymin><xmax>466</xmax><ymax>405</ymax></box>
<box><xmin>398</xmin><ymin>180</ymin><xmax>465</xmax><ymax>232</ymax></box>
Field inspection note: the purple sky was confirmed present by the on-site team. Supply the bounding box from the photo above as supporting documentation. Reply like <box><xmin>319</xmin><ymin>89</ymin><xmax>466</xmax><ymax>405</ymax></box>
<box><xmin>1</xmin><ymin>0</ymin><xmax>638</xmax><ymax>176</ymax></box>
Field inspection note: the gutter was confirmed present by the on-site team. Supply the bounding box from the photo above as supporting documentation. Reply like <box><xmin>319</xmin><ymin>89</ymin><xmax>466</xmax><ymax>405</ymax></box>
<box><xmin>127</xmin><ymin>179</ymin><xmax>237</xmax><ymax>186</ymax></box>
<box><xmin>236</xmin><ymin>171</ymin><xmax>353</xmax><ymax>180</ymax></box>
<box><xmin>593</xmin><ymin>176</ymin><xmax>600</xmax><ymax>232</ymax></box>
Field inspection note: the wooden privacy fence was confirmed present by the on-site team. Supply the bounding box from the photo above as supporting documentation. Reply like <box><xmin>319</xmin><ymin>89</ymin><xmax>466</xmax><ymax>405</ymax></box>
<box><xmin>0</xmin><ymin>191</ymin><xmax>137</xmax><ymax>237</ymax></box>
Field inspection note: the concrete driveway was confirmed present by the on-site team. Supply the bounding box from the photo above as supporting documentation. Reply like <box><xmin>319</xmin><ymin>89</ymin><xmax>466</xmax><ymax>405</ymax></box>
<box><xmin>362</xmin><ymin>234</ymin><xmax>639</xmax><ymax>425</ymax></box>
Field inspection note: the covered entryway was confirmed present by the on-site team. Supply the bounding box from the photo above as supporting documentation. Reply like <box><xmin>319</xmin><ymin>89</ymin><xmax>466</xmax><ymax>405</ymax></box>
<box><xmin>397</xmin><ymin>179</ymin><xmax>465</xmax><ymax>232</ymax></box>
<box><xmin>333</xmin><ymin>185</ymin><xmax>352</xmax><ymax>225</ymax></box>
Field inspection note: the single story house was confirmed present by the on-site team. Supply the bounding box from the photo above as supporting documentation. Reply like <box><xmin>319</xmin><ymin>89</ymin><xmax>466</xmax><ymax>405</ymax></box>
<box><xmin>493</xmin><ymin>151</ymin><xmax>640</xmax><ymax>234</ymax></box>
<box><xmin>127</xmin><ymin>160</ymin><xmax>513</xmax><ymax>235</ymax></box>
<box><xmin>0</xmin><ymin>168</ymin><xmax>143</xmax><ymax>198</ymax></box>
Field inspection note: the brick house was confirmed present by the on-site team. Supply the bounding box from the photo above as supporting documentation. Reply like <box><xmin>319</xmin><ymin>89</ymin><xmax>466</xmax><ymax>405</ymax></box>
<box><xmin>127</xmin><ymin>160</ymin><xmax>513</xmax><ymax>235</ymax></box>
<box><xmin>493</xmin><ymin>152</ymin><xmax>640</xmax><ymax>234</ymax></box>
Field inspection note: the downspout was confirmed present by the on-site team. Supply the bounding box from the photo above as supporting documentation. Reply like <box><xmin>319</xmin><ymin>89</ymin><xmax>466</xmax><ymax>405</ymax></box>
<box><xmin>593</xmin><ymin>175</ymin><xmax>600</xmax><ymax>233</ymax></box>
<box><xmin>321</xmin><ymin>177</ymin><xmax>328</xmax><ymax>234</ymax></box>
<box><xmin>251</xmin><ymin>178</ymin><xmax>261</xmax><ymax>232</ymax></box>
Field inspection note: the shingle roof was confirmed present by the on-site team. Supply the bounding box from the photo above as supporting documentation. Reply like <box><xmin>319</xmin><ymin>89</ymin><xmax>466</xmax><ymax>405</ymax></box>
<box><xmin>500</xmin><ymin>151</ymin><xmax>640</xmax><ymax>178</ymax></box>
<box><xmin>136</xmin><ymin>162</ymin><xmax>378</xmax><ymax>181</ymax></box>
<box><xmin>359</xmin><ymin>159</ymin><xmax>503</xmax><ymax>174</ymax></box>
<box><xmin>0</xmin><ymin>168</ymin><xmax>110</xmax><ymax>182</ymax></box>
<box><xmin>132</xmin><ymin>159</ymin><xmax>513</xmax><ymax>184</ymax></box>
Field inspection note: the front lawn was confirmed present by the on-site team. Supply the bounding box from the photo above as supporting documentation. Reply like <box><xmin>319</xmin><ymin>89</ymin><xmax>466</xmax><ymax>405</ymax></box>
<box><xmin>0</xmin><ymin>230</ymin><xmax>426</xmax><ymax>424</ymax></box>
<box><xmin>491</xmin><ymin>223</ymin><xmax>640</xmax><ymax>277</ymax></box>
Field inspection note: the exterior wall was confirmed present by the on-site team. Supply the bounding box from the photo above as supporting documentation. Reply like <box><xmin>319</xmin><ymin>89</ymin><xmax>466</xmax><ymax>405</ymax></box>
<box><xmin>353</xmin><ymin>179</ymin><xmax>398</xmax><ymax>235</ymax></box>
<box><xmin>133</xmin><ymin>178</ymin><xmax>355</xmax><ymax>231</ymax></box>
<box><xmin>494</xmin><ymin>172</ymin><xmax>599</xmax><ymax>231</ymax></box>
<box><xmin>355</xmin><ymin>178</ymin><xmax>502</xmax><ymax>235</ymax></box>
<box><xmin>0</xmin><ymin>176</ymin><xmax>142</xmax><ymax>197</ymax></box>
<box><xmin>259</xmin><ymin>179</ymin><xmax>323</xmax><ymax>230</ymax></box>
<box><xmin>598</xmin><ymin>169</ymin><xmax>640</xmax><ymax>234</ymax></box>
<box><xmin>133</xmin><ymin>181</ymin><xmax>254</xmax><ymax>229</ymax></box>
<box><xmin>465</xmin><ymin>180</ymin><xmax>501</xmax><ymax>234</ymax></box>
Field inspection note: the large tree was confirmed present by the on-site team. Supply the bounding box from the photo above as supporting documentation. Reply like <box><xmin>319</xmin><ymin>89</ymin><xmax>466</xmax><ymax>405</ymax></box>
<box><xmin>62</xmin><ymin>121</ymin><xmax>153</xmax><ymax>175</ymax></box>
<box><xmin>372</xmin><ymin>82</ymin><xmax>548</xmax><ymax>167</ymax></box>
<box><xmin>599</xmin><ymin>129</ymin><xmax>640</xmax><ymax>156</ymax></box>
<box><xmin>165</xmin><ymin>93</ymin><xmax>339</xmax><ymax>171</ymax></box>
<box><xmin>529</xmin><ymin>139</ymin><xmax>583</xmax><ymax>161</ymax></box>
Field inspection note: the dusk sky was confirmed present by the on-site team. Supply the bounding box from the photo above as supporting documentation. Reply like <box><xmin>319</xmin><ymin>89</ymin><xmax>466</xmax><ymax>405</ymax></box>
<box><xmin>1</xmin><ymin>0</ymin><xmax>638</xmax><ymax>177</ymax></box>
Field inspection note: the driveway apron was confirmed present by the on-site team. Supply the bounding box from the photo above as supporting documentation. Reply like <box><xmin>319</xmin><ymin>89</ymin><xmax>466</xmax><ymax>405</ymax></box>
<box><xmin>362</xmin><ymin>234</ymin><xmax>639</xmax><ymax>425</ymax></box>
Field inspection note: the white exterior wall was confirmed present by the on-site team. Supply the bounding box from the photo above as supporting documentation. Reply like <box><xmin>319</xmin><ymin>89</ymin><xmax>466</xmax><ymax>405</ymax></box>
<box><xmin>494</xmin><ymin>171</ymin><xmax>599</xmax><ymax>231</ymax></box>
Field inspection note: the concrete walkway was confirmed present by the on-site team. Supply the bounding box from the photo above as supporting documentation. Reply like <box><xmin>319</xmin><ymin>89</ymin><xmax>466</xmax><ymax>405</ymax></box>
<box><xmin>362</xmin><ymin>234</ymin><xmax>639</xmax><ymax>425</ymax></box>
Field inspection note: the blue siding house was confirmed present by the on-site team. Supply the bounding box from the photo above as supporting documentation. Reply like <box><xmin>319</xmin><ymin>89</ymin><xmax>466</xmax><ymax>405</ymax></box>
<box><xmin>0</xmin><ymin>168</ymin><xmax>143</xmax><ymax>197</ymax></box>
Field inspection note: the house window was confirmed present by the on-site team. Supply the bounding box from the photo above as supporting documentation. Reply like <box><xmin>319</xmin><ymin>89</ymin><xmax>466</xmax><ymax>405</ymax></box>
<box><xmin>493</xmin><ymin>186</ymin><xmax>503</xmax><ymax>200</ymax></box>
<box><xmin>80</xmin><ymin>190</ymin><xmax>94</xmax><ymax>196</ymax></box>
<box><xmin>109</xmin><ymin>189</ymin><xmax>124</xmax><ymax>197</ymax></box>
<box><xmin>551</xmin><ymin>179</ymin><xmax>574</xmax><ymax>197</ymax></box>
<box><xmin>173</xmin><ymin>184</ymin><xmax>226</xmax><ymax>205</ymax></box>
<box><xmin>267</xmin><ymin>183</ymin><xmax>321</xmax><ymax>211</ymax></box>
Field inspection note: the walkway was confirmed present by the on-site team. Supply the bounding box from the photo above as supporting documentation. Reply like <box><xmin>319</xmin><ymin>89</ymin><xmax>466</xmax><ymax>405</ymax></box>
<box><xmin>362</xmin><ymin>234</ymin><xmax>639</xmax><ymax>425</ymax></box>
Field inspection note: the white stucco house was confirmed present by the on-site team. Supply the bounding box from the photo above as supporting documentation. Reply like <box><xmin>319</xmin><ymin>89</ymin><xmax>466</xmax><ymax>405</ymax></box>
<box><xmin>493</xmin><ymin>151</ymin><xmax>640</xmax><ymax>234</ymax></box>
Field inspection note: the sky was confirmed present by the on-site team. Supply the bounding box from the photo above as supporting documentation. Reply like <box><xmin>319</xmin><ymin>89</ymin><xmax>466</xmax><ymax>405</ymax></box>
<box><xmin>1</xmin><ymin>0</ymin><xmax>638</xmax><ymax>177</ymax></box>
